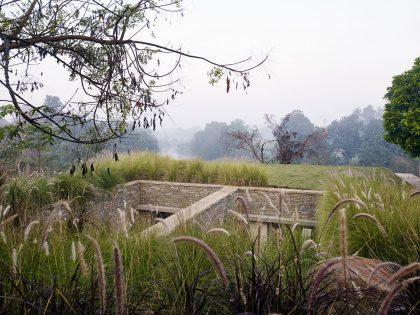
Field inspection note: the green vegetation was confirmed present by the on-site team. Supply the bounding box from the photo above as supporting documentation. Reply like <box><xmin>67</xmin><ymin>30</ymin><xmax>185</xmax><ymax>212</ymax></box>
<box><xmin>384</xmin><ymin>57</ymin><xmax>420</xmax><ymax>158</ymax></box>
<box><xmin>1</xmin><ymin>152</ymin><xmax>403</xmax><ymax>221</ymax></box>
<box><xmin>262</xmin><ymin>164</ymin><xmax>395</xmax><ymax>190</ymax></box>
<box><xmin>87</xmin><ymin>152</ymin><xmax>268</xmax><ymax>188</ymax></box>
<box><xmin>0</xmin><ymin>211</ymin><xmax>316</xmax><ymax>314</ymax></box>
<box><xmin>0</xmin><ymin>156</ymin><xmax>418</xmax><ymax>313</ymax></box>
<box><xmin>0</xmin><ymin>152</ymin><xmax>267</xmax><ymax>219</ymax></box>
<box><xmin>316</xmin><ymin>170</ymin><xmax>420</xmax><ymax>265</ymax></box>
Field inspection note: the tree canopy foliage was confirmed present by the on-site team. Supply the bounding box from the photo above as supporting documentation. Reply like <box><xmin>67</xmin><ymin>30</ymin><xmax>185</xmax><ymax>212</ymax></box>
<box><xmin>383</xmin><ymin>57</ymin><xmax>420</xmax><ymax>158</ymax></box>
<box><xmin>190</xmin><ymin>120</ymin><xmax>249</xmax><ymax>160</ymax></box>
<box><xmin>0</xmin><ymin>0</ymin><xmax>265</xmax><ymax>144</ymax></box>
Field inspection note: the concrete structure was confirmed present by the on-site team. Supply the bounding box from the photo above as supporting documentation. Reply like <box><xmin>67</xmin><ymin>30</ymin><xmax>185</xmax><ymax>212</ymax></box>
<box><xmin>395</xmin><ymin>173</ymin><xmax>420</xmax><ymax>188</ymax></box>
<box><xmin>90</xmin><ymin>180</ymin><xmax>323</xmax><ymax>237</ymax></box>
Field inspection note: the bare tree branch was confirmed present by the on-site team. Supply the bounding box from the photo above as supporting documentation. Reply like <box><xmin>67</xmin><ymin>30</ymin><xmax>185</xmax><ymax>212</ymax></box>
<box><xmin>0</xmin><ymin>0</ymin><xmax>267</xmax><ymax>144</ymax></box>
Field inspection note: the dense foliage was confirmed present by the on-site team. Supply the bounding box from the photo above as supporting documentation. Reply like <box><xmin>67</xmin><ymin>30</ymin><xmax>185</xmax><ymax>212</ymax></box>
<box><xmin>384</xmin><ymin>57</ymin><xmax>420</xmax><ymax>158</ymax></box>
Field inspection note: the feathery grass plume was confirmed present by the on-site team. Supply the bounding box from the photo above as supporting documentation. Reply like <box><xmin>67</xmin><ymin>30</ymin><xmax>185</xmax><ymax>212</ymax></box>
<box><xmin>352</xmin><ymin>213</ymin><xmax>387</xmax><ymax>236</ymax></box>
<box><xmin>374</xmin><ymin>193</ymin><xmax>383</xmax><ymax>203</ymax></box>
<box><xmin>77</xmin><ymin>240</ymin><xmax>88</xmax><ymax>276</ymax></box>
<box><xmin>378</xmin><ymin>276</ymin><xmax>420</xmax><ymax>315</ymax></box>
<box><xmin>234</xmin><ymin>195</ymin><xmax>250</xmax><ymax>218</ymax></box>
<box><xmin>117</xmin><ymin>208</ymin><xmax>128</xmax><ymax>238</ymax></box>
<box><xmin>244</xmin><ymin>250</ymin><xmax>257</xmax><ymax>260</ymax></box>
<box><xmin>12</xmin><ymin>248</ymin><xmax>17</xmax><ymax>274</ymax></box>
<box><xmin>24</xmin><ymin>221</ymin><xmax>39</xmax><ymax>241</ymax></box>
<box><xmin>278</xmin><ymin>189</ymin><xmax>285</xmax><ymax>214</ymax></box>
<box><xmin>367</xmin><ymin>262</ymin><xmax>401</xmax><ymax>288</ymax></box>
<box><xmin>409</xmin><ymin>190</ymin><xmax>420</xmax><ymax>198</ymax></box>
<box><xmin>339</xmin><ymin>208</ymin><xmax>349</xmax><ymax>284</ymax></box>
<box><xmin>293</xmin><ymin>206</ymin><xmax>299</xmax><ymax>222</ymax></box>
<box><xmin>291</xmin><ymin>222</ymin><xmax>299</xmax><ymax>232</ymax></box>
<box><xmin>245</xmin><ymin>188</ymin><xmax>252</xmax><ymax>204</ymax></box>
<box><xmin>0</xmin><ymin>214</ymin><xmax>18</xmax><ymax>229</ymax></box>
<box><xmin>385</xmin><ymin>262</ymin><xmax>420</xmax><ymax>288</ymax></box>
<box><xmin>301</xmin><ymin>239</ymin><xmax>317</xmax><ymax>252</ymax></box>
<box><xmin>70</xmin><ymin>241</ymin><xmax>76</xmax><ymax>262</ymax></box>
<box><xmin>72</xmin><ymin>217</ymin><xmax>79</xmax><ymax>231</ymax></box>
<box><xmin>60</xmin><ymin>200</ymin><xmax>73</xmax><ymax>216</ymax></box>
<box><xmin>2</xmin><ymin>205</ymin><xmax>11</xmax><ymax>217</ymax></box>
<box><xmin>206</xmin><ymin>228</ymin><xmax>230</xmax><ymax>237</ymax></box>
<box><xmin>86</xmin><ymin>235</ymin><xmax>106</xmax><ymax>314</ymax></box>
<box><xmin>307</xmin><ymin>258</ymin><xmax>342</xmax><ymax>315</ymax></box>
<box><xmin>40</xmin><ymin>211</ymin><xmax>55</xmax><ymax>247</ymax></box>
<box><xmin>173</xmin><ymin>236</ymin><xmax>228</xmax><ymax>287</ymax></box>
<box><xmin>374</xmin><ymin>201</ymin><xmax>385</xmax><ymax>212</ymax></box>
<box><xmin>239</xmin><ymin>287</ymin><xmax>247</xmax><ymax>307</ymax></box>
<box><xmin>367</xmin><ymin>188</ymin><xmax>372</xmax><ymax>200</ymax></box>
<box><xmin>154</xmin><ymin>218</ymin><xmax>169</xmax><ymax>230</ymax></box>
<box><xmin>113</xmin><ymin>241</ymin><xmax>126</xmax><ymax>315</ymax></box>
<box><xmin>360</xmin><ymin>191</ymin><xmax>367</xmax><ymax>202</ymax></box>
<box><xmin>42</xmin><ymin>241</ymin><xmax>50</xmax><ymax>256</ymax></box>
<box><xmin>227</xmin><ymin>209</ymin><xmax>249</xmax><ymax>226</ymax></box>
<box><xmin>129</xmin><ymin>207</ymin><xmax>138</xmax><ymax>225</ymax></box>
<box><xmin>258</xmin><ymin>191</ymin><xmax>277</xmax><ymax>211</ymax></box>
<box><xmin>326</xmin><ymin>198</ymin><xmax>367</xmax><ymax>222</ymax></box>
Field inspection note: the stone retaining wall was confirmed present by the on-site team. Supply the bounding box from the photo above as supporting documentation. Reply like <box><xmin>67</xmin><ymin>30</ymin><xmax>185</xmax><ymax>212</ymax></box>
<box><xmin>89</xmin><ymin>180</ymin><xmax>223</xmax><ymax>215</ymax></box>
<box><xmin>234</xmin><ymin>187</ymin><xmax>322</xmax><ymax>220</ymax></box>
<box><xmin>89</xmin><ymin>180</ymin><xmax>323</xmax><ymax>223</ymax></box>
<box><xmin>138</xmin><ymin>180</ymin><xmax>223</xmax><ymax>208</ymax></box>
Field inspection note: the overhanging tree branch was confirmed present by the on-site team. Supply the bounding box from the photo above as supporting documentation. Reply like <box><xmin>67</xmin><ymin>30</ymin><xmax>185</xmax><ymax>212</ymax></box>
<box><xmin>0</xmin><ymin>0</ymin><xmax>267</xmax><ymax>144</ymax></box>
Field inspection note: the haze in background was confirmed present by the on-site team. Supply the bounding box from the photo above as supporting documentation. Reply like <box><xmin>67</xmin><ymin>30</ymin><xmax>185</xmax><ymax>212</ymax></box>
<box><xmin>15</xmin><ymin>0</ymin><xmax>420</xmax><ymax>132</ymax></box>
<box><xmin>153</xmin><ymin>0</ymin><xmax>420</xmax><ymax>130</ymax></box>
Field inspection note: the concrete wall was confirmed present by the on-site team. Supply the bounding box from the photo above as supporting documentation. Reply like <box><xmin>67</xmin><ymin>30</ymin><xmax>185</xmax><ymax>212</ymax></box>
<box><xmin>234</xmin><ymin>187</ymin><xmax>322</xmax><ymax>221</ymax></box>
<box><xmin>137</xmin><ymin>180</ymin><xmax>223</xmax><ymax>208</ymax></box>
<box><xmin>88</xmin><ymin>180</ymin><xmax>322</xmax><ymax>223</ymax></box>
<box><xmin>89</xmin><ymin>180</ymin><xmax>223</xmax><ymax>215</ymax></box>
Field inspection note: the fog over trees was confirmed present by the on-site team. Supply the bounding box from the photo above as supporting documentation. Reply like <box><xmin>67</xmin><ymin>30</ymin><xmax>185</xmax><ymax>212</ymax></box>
<box><xmin>168</xmin><ymin>105</ymin><xmax>417</xmax><ymax>174</ymax></box>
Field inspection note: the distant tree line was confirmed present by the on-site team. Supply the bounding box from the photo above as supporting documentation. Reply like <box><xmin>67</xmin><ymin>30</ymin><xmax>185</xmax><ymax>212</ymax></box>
<box><xmin>1</xmin><ymin>95</ymin><xmax>417</xmax><ymax>175</ymax></box>
<box><xmin>185</xmin><ymin>106</ymin><xmax>418</xmax><ymax>174</ymax></box>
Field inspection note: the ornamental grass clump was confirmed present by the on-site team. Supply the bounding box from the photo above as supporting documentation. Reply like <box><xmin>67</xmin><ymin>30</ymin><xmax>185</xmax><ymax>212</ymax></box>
<box><xmin>312</xmin><ymin>170</ymin><xmax>420</xmax><ymax>314</ymax></box>
<box><xmin>316</xmin><ymin>170</ymin><xmax>420</xmax><ymax>265</ymax></box>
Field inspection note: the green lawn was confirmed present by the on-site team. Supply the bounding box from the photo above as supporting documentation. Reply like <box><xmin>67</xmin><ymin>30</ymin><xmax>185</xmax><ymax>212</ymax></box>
<box><xmin>261</xmin><ymin>164</ymin><xmax>396</xmax><ymax>190</ymax></box>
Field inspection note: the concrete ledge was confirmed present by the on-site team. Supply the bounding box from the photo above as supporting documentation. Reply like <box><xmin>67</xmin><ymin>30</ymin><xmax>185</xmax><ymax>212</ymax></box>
<box><xmin>142</xmin><ymin>186</ymin><xmax>238</xmax><ymax>237</ymax></box>
<box><xmin>239</xmin><ymin>186</ymin><xmax>324</xmax><ymax>195</ymax></box>
<box><xmin>124</xmin><ymin>179</ymin><xmax>223</xmax><ymax>189</ymax></box>
<box><xmin>395</xmin><ymin>173</ymin><xmax>420</xmax><ymax>188</ymax></box>
<box><xmin>247</xmin><ymin>214</ymin><xmax>316</xmax><ymax>227</ymax></box>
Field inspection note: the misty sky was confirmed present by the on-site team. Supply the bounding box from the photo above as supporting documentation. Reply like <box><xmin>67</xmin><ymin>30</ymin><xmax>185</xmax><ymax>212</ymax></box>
<box><xmin>150</xmin><ymin>0</ymin><xmax>420</xmax><ymax>128</ymax></box>
<box><xmin>10</xmin><ymin>0</ymin><xmax>420</xmax><ymax>130</ymax></box>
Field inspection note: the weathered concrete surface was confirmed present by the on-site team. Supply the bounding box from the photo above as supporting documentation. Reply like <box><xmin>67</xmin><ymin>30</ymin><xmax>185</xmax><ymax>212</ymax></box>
<box><xmin>395</xmin><ymin>173</ymin><xmax>420</xmax><ymax>188</ymax></box>
<box><xmin>235</xmin><ymin>187</ymin><xmax>323</xmax><ymax>221</ymax></box>
<box><xmin>89</xmin><ymin>180</ymin><xmax>323</xmax><ymax>236</ymax></box>
<box><xmin>142</xmin><ymin>186</ymin><xmax>238</xmax><ymax>237</ymax></box>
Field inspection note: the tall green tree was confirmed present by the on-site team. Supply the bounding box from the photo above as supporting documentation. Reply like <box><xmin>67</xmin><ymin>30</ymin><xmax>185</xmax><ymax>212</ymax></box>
<box><xmin>384</xmin><ymin>58</ymin><xmax>420</xmax><ymax>158</ymax></box>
